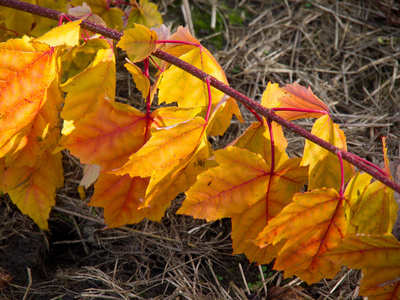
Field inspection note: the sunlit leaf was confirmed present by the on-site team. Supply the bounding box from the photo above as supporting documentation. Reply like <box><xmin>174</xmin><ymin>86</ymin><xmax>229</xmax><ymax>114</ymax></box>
<box><xmin>35</xmin><ymin>20</ymin><xmax>83</xmax><ymax>47</ymax></box>
<box><xmin>124</xmin><ymin>61</ymin><xmax>150</xmax><ymax>100</ymax></box>
<box><xmin>117</xmin><ymin>24</ymin><xmax>158</xmax><ymax>62</ymax></box>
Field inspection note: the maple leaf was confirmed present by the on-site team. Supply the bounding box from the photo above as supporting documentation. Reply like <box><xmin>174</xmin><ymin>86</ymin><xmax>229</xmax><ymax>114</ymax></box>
<box><xmin>124</xmin><ymin>61</ymin><xmax>150</xmax><ymax>100</ymax></box>
<box><xmin>117</xmin><ymin>24</ymin><xmax>158</xmax><ymax>63</ymax></box>
<box><xmin>61</xmin><ymin>46</ymin><xmax>115</xmax><ymax>121</ymax></box>
<box><xmin>255</xmin><ymin>188</ymin><xmax>347</xmax><ymax>284</ymax></box>
<box><xmin>127</xmin><ymin>0</ymin><xmax>163</xmax><ymax>29</ymax></box>
<box><xmin>34</xmin><ymin>20</ymin><xmax>83</xmax><ymax>47</ymax></box>
<box><xmin>61</xmin><ymin>97</ymin><xmax>148</xmax><ymax>172</ymax></box>
<box><xmin>261</xmin><ymin>82</ymin><xmax>329</xmax><ymax>121</ymax></box>
<box><xmin>88</xmin><ymin>173</ymin><xmax>166</xmax><ymax>228</ymax></box>
<box><xmin>325</xmin><ymin>234</ymin><xmax>400</xmax><ymax>299</ymax></box>
<box><xmin>350</xmin><ymin>138</ymin><xmax>397</xmax><ymax>235</ymax></box>
<box><xmin>178</xmin><ymin>144</ymin><xmax>308</xmax><ymax>264</ymax></box>
<box><xmin>301</xmin><ymin>115</ymin><xmax>355</xmax><ymax>191</ymax></box>
<box><xmin>2</xmin><ymin>76</ymin><xmax>63</xmax><ymax>168</ymax></box>
<box><xmin>71</xmin><ymin>0</ymin><xmax>124</xmax><ymax>30</ymax></box>
<box><xmin>0</xmin><ymin>37</ymin><xmax>56</xmax><ymax>157</ymax></box>
<box><xmin>1</xmin><ymin>150</ymin><xmax>64</xmax><ymax>230</ymax></box>
<box><xmin>112</xmin><ymin>117</ymin><xmax>207</xmax><ymax>178</ymax></box>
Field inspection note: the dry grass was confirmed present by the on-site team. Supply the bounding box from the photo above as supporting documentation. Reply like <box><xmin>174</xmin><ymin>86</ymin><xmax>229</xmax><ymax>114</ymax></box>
<box><xmin>1</xmin><ymin>0</ymin><xmax>400</xmax><ymax>299</ymax></box>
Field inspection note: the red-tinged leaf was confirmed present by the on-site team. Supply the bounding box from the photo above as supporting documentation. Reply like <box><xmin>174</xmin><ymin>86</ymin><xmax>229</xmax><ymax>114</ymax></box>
<box><xmin>157</xmin><ymin>47</ymin><xmax>227</xmax><ymax>108</ymax></box>
<box><xmin>124</xmin><ymin>61</ymin><xmax>150</xmax><ymax>100</ymax></box>
<box><xmin>325</xmin><ymin>234</ymin><xmax>400</xmax><ymax>299</ymax></box>
<box><xmin>117</xmin><ymin>24</ymin><xmax>158</xmax><ymax>62</ymax></box>
<box><xmin>163</xmin><ymin>26</ymin><xmax>199</xmax><ymax>58</ymax></box>
<box><xmin>112</xmin><ymin>117</ymin><xmax>206</xmax><ymax>178</ymax></box>
<box><xmin>127</xmin><ymin>0</ymin><xmax>163</xmax><ymax>29</ymax></box>
<box><xmin>61</xmin><ymin>47</ymin><xmax>115</xmax><ymax>121</ymax></box>
<box><xmin>261</xmin><ymin>82</ymin><xmax>329</xmax><ymax>120</ymax></box>
<box><xmin>88</xmin><ymin>173</ymin><xmax>166</xmax><ymax>228</ymax></box>
<box><xmin>1</xmin><ymin>150</ymin><xmax>63</xmax><ymax>230</ymax></box>
<box><xmin>2</xmin><ymin>76</ymin><xmax>63</xmax><ymax>167</ymax></box>
<box><xmin>255</xmin><ymin>188</ymin><xmax>347</xmax><ymax>283</ymax></box>
<box><xmin>343</xmin><ymin>172</ymin><xmax>372</xmax><ymax>234</ymax></box>
<box><xmin>72</xmin><ymin>0</ymin><xmax>124</xmax><ymax>30</ymax></box>
<box><xmin>0</xmin><ymin>38</ymin><xmax>56</xmax><ymax>155</ymax></box>
<box><xmin>301</xmin><ymin>115</ymin><xmax>355</xmax><ymax>190</ymax></box>
<box><xmin>61</xmin><ymin>97</ymin><xmax>148</xmax><ymax>172</ymax></box>
<box><xmin>34</xmin><ymin>20</ymin><xmax>83</xmax><ymax>47</ymax></box>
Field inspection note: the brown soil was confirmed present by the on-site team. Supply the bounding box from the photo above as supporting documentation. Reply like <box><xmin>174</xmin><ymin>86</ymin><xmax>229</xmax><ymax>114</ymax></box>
<box><xmin>1</xmin><ymin>0</ymin><xmax>400</xmax><ymax>299</ymax></box>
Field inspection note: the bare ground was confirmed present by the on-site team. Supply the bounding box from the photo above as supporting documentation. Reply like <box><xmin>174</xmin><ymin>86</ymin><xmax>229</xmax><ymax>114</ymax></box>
<box><xmin>1</xmin><ymin>0</ymin><xmax>400</xmax><ymax>299</ymax></box>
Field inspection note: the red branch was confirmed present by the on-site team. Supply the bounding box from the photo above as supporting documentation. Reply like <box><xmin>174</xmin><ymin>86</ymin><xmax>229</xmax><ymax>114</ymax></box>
<box><xmin>1</xmin><ymin>0</ymin><xmax>400</xmax><ymax>194</ymax></box>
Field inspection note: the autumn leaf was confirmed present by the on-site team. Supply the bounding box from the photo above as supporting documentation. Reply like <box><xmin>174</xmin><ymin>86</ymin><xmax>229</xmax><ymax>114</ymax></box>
<box><xmin>151</xmin><ymin>106</ymin><xmax>203</xmax><ymax>128</ymax></box>
<box><xmin>127</xmin><ymin>0</ymin><xmax>163</xmax><ymax>29</ymax></box>
<box><xmin>71</xmin><ymin>0</ymin><xmax>124</xmax><ymax>30</ymax></box>
<box><xmin>68</xmin><ymin>2</ymin><xmax>107</xmax><ymax>28</ymax></box>
<box><xmin>34</xmin><ymin>20</ymin><xmax>83</xmax><ymax>47</ymax></box>
<box><xmin>2</xmin><ymin>76</ymin><xmax>63</xmax><ymax>168</ymax></box>
<box><xmin>124</xmin><ymin>61</ymin><xmax>150</xmax><ymax>100</ymax></box>
<box><xmin>88</xmin><ymin>174</ymin><xmax>166</xmax><ymax>228</ymax></box>
<box><xmin>1</xmin><ymin>150</ymin><xmax>63</xmax><ymax>230</ymax></box>
<box><xmin>61</xmin><ymin>97</ymin><xmax>148</xmax><ymax>172</ymax></box>
<box><xmin>261</xmin><ymin>82</ymin><xmax>329</xmax><ymax>121</ymax></box>
<box><xmin>325</xmin><ymin>234</ymin><xmax>400</xmax><ymax>299</ymax></box>
<box><xmin>255</xmin><ymin>188</ymin><xmax>347</xmax><ymax>284</ymax></box>
<box><xmin>178</xmin><ymin>146</ymin><xmax>307</xmax><ymax>264</ymax></box>
<box><xmin>0</xmin><ymin>37</ymin><xmax>56</xmax><ymax>157</ymax></box>
<box><xmin>157</xmin><ymin>47</ymin><xmax>227</xmax><ymax>108</ymax></box>
<box><xmin>301</xmin><ymin>115</ymin><xmax>355</xmax><ymax>190</ymax></box>
<box><xmin>117</xmin><ymin>24</ymin><xmax>158</xmax><ymax>62</ymax></box>
<box><xmin>163</xmin><ymin>26</ymin><xmax>199</xmax><ymax>58</ymax></box>
<box><xmin>112</xmin><ymin>117</ymin><xmax>206</xmax><ymax>178</ymax></box>
<box><xmin>61</xmin><ymin>46</ymin><xmax>115</xmax><ymax>121</ymax></box>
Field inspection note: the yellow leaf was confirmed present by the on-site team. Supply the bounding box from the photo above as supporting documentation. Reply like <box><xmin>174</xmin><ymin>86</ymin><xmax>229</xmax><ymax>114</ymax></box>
<box><xmin>157</xmin><ymin>47</ymin><xmax>227</xmax><ymax>107</ymax></box>
<box><xmin>35</xmin><ymin>20</ymin><xmax>83</xmax><ymax>47</ymax></box>
<box><xmin>255</xmin><ymin>188</ymin><xmax>346</xmax><ymax>283</ymax></box>
<box><xmin>0</xmin><ymin>38</ymin><xmax>56</xmax><ymax>157</ymax></box>
<box><xmin>301</xmin><ymin>115</ymin><xmax>355</xmax><ymax>190</ymax></box>
<box><xmin>1</xmin><ymin>150</ymin><xmax>63</xmax><ymax>230</ymax></box>
<box><xmin>112</xmin><ymin>117</ymin><xmax>206</xmax><ymax>178</ymax></box>
<box><xmin>61</xmin><ymin>47</ymin><xmax>115</xmax><ymax>121</ymax></box>
<box><xmin>325</xmin><ymin>234</ymin><xmax>400</xmax><ymax>299</ymax></box>
<box><xmin>124</xmin><ymin>61</ymin><xmax>150</xmax><ymax>100</ymax></box>
<box><xmin>151</xmin><ymin>106</ymin><xmax>203</xmax><ymax>128</ymax></box>
<box><xmin>127</xmin><ymin>0</ymin><xmax>163</xmax><ymax>29</ymax></box>
<box><xmin>117</xmin><ymin>24</ymin><xmax>158</xmax><ymax>62</ymax></box>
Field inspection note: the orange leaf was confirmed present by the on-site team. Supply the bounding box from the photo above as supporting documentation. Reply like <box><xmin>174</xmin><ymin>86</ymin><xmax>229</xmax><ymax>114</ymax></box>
<box><xmin>2</xmin><ymin>76</ymin><xmax>62</xmax><ymax>167</ymax></box>
<box><xmin>60</xmin><ymin>47</ymin><xmax>115</xmax><ymax>121</ymax></box>
<box><xmin>117</xmin><ymin>24</ymin><xmax>158</xmax><ymax>62</ymax></box>
<box><xmin>88</xmin><ymin>173</ymin><xmax>166</xmax><ymax>228</ymax></box>
<box><xmin>1</xmin><ymin>150</ymin><xmax>63</xmax><ymax>230</ymax></box>
<box><xmin>325</xmin><ymin>234</ymin><xmax>400</xmax><ymax>299</ymax></box>
<box><xmin>112</xmin><ymin>117</ymin><xmax>206</xmax><ymax>178</ymax></box>
<box><xmin>255</xmin><ymin>188</ymin><xmax>346</xmax><ymax>283</ymax></box>
<box><xmin>178</xmin><ymin>146</ymin><xmax>307</xmax><ymax>264</ymax></box>
<box><xmin>301</xmin><ymin>115</ymin><xmax>355</xmax><ymax>190</ymax></box>
<box><xmin>261</xmin><ymin>82</ymin><xmax>329</xmax><ymax>121</ymax></box>
<box><xmin>61</xmin><ymin>97</ymin><xmax>148</xmax><ymax>172</ymax></box>
<box><xmin>0</xmin><ymin>38</ymin><xmax>56</xmax><ymax>153</ymax></box>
